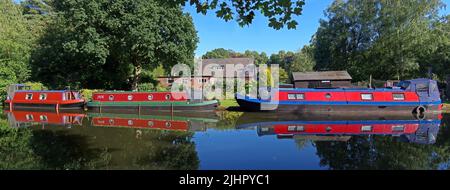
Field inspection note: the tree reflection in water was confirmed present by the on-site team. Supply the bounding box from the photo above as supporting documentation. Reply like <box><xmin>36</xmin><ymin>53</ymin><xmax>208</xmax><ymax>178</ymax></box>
<box><xmin>0</xmin><ymin>113</ymin><xmax>199</xmax><ymax>170</ymax></box>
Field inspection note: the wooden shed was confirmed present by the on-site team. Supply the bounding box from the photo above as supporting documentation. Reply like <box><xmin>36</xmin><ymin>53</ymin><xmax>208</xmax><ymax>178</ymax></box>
<box><xmin>292</xmin><ymin>71</ymin><xmax>352</xmax><ymax>88</ymax></box>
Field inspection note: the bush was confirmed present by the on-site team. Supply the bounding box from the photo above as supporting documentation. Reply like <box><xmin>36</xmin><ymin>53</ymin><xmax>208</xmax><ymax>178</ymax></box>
<box><xmin>80</xmin><ymin>89</ymin><xmax>101</xmax><ymax>101</ymax></box>
<box><xmin>24</xmin><ymin>82</ymin><xmax>47</xmax><ymax>90</ymax></box>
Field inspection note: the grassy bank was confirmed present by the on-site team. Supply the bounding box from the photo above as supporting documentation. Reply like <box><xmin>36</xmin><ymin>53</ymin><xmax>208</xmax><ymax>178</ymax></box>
<box><xmin>218</xmin><ymin>99</ymin><xmax>239</xmax><ymax>110</ymax></box>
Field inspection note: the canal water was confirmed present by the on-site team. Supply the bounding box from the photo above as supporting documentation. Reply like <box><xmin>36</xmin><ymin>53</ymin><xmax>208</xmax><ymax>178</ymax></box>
<box><xmin>1</xmin><ymin>109</ymin><xmax>449</xmax><ymax>170</ymax></box>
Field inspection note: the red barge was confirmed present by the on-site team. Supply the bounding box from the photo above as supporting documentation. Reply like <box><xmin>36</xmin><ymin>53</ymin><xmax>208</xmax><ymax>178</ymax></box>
<box><xmin>87</xmin><ymin>91</ymin><xmax>218</xmax><ymax>112</ymax></box>
<box><xmin>236</xmin><ymin>78</ymin><xmax>442</xmax><ymax>114</ymax></box>
<box><xmin>4</xmin><ymin>84</ymin><xmax>85</xmax><ymax>111</ymax></box>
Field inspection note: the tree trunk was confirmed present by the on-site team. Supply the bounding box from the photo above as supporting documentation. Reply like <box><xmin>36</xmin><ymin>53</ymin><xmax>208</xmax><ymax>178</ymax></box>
<box><xmin>131</xmin><ymin>64</ymin><xmax>142</xmax><ymax>91</ymax></box>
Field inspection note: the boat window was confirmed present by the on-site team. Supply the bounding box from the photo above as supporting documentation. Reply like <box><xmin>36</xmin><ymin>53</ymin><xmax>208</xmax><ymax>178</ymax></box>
<box><xmin>148</xmin><ymin>94</ymin><xmax>153</xmax><ymax>100</ymax></box>
<box><xmin>165</xmin><ymin>94</ymin><xmax>171</xmax><ymax>100</ymax></box>
<box><xmin>26</xmin><ymin>93</ymin><xmax>33</xmax><ymax>100</ymax></box>
<box><xmin>127</xmin><ymin>95</ymin><xmax>133</xmax><ymax>101</ymax></box>
<box><xmin>392</xmin><ymin>125</ymin><xmax>405</xmax><ymax>132</ymax></box>
<box><xmin>127</xmin><ymin>120</ymin><xmax>133</xmax><ymax>125</ymax></box>
<box><xmin>288</xmin><ymin>125</ymin><xmax>304</xmax><ymax>132</ymax></box>
<box><xmin>296</xmin><ymin>94</ymin><xmax>305</xmax><ymax>100</ymax></box>
<box><xmin>165</xmin><ymin>122</ymin><xmax>172</xmax><ymax>128</ymax></box>
<box><xmin>109</xmin><ymin>95</ymin><xmax>114</xmax><ymax>101</ymax></box>
<box><xmin>39</xmin><ymin>93</ymin><xmax>47</xmax><ymax>100</ymax></box>
<box><xmin>288</xmin><ymin>94</ymin><xmax>296</xmax><ymax>100</ymax></box>
<box><xmin>393</xmin><ymin>93</ymin><xmax>405</xmax><ymax>101</ymax></box>
<box><xmin>148</xmin><ymin>121</ymin><xmax>154</xmax><ymax>127</ymax></box>
<box><xmin>325</xmin><ymin>93</ymin><xmax>332</xmax><ymax>99</ymax></box>
<box><xmin>40</xmin><ymin>115</ymin><xmax>48</xmax><ymax>122</ymax></box>
<box><xmin>361</xmin><ymin>125</ymin><xmax>372</xmax><ymax>132</ymax></box>
<box><xmin>361</xmin><ymin>93</ymin><xmax>373</xmax><ymax>100</ymax></box>
<box><xmin>26</xmin><ymin>114</ymin><xmax>34</xmax><ymax>121</ymax></box>
<box><xmin>397</xmin><ymin>81</ymin><xmax>411</xmax><ymax>90</ymax></box>
<box><xmin>416</xmin><ymin>83</ymin><xmax>429</xmax><ymax>92</ymax></box>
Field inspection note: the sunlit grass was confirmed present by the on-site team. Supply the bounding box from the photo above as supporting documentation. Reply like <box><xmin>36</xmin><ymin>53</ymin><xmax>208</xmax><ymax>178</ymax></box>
<box><xmin>218</xmin><ymin>99</ymin><xmax>239</xmax><ymax>109</ymax></box>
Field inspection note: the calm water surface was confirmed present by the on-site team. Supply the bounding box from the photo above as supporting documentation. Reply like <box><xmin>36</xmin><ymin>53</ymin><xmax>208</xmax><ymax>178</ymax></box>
<box><xmin>1</xmin><ymin>109</ymin><xmax>449</xmax><ymax>170</ymax></box>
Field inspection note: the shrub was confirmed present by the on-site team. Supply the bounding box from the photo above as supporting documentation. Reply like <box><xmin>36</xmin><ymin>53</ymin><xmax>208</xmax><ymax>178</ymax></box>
<box><xmin>80</xmin><ymin>89</ymin><xmax>101</xmax><ymax>101</ymax></box>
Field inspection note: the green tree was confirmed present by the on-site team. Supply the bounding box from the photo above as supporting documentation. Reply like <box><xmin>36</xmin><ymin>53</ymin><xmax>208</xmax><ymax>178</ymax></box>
<box><xmin>31</xmin><ymin>0</ymin><xmax>199</xmax><ymax>90</ymax></box>
<box><xmin>290</xmin><ymin>45</ymin><xmax>315</xmax><ymax>73</ymax></box>
<box><xmin>0</xmin><ymin>0</ymin><xmax>34</xmax><ymax>100</ymax></box>
<box><xmin>312</xmin><ymin>0</ymin><xmax>445</xmax><ymax>81</ymax></box>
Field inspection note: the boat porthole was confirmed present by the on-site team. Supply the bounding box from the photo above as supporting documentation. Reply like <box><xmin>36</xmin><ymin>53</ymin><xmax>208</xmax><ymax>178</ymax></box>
<box><xmin>325</xmin><ymin>93</ymin><xmax>332</xmax><ymax>99</ymax></box>
<box><xmin>165</xmin><ymin>94</ymin><xmax>171</xmax><ymax>100</ymax></box>
<box><xmin>148</xmin><ymin>121</ymin><xmax>154</xmax><ymax>127</ymax></box>
<box><xmin>109</xmin><ymin>119</ymin><xmax>114</xmax><ymax>125</ymax></box>
<box><xmin>326</xmin><ymin>126</ymin><xmax>332</xmax><ymax>132</ymax></box>
<box><xmin>165</xmin><ymin>122</ymin><xmax>171</xmax><ymax>128</ymax></box>
<box><xmin>128</xmin><ymin>120</ymin><xmax>133</xmax><ymax>125</ymax></box>
<box><xmin>127</xmin><ymin>95</ymin><xmax>133</xmax><ymax>101</ymax></box>
<box><xmin>148</xmin><ymin>94</ymin><xmax>153</xmax><ymax>101</ymax></box>
<box><xmin>109</xmin><ymin>95</ymin><xmax>114</xmax><ymax>101</ymax></box>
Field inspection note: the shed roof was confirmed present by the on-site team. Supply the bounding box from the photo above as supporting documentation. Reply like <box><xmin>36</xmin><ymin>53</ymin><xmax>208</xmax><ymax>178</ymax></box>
<box><xmin>292</xmin><ymin>71</ymin><xmax>352</xmax><ymax>81</ymax></box>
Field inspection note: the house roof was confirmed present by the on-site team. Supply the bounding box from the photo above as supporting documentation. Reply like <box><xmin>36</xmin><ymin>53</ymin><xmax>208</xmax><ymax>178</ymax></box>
<box><xmin>292</xmin><ymin>71</ymin><xmax>352</xmax><ymax>81</ymax></box>
<box><xmin>202</xmin><ymin>58</ymin><xmax>255</xmax><ymax>66</ymax></box>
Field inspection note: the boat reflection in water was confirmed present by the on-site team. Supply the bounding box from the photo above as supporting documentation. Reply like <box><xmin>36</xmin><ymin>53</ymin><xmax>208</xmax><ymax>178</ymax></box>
<box><xmin>5</xmin><ymin>110</ymin><xmax>86</xmax><ymax>128</ymax></box>
<box><xmin>236</xmin><ymin>113</ymin><xmax>442</xmax><ymax>145</ymax></box>
<box><xmin>88</xmin><ymin>112</ymin><xmax>219</xmax><ymax>132</ymax></box>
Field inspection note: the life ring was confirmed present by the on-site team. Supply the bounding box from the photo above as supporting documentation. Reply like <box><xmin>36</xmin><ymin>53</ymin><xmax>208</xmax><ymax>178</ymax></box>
<box><xmin>414</xmin><ymin>106</ymin><xmax>427</xmax><ymax>114</ymax></box>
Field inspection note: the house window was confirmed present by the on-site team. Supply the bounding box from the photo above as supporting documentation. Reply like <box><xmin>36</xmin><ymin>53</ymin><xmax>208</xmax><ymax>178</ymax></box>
<box><xmin>39</xmin><ymin>93</ymin><xmax>47</xmax><ymax>100</ymax></box>
<box><xmin>26</xmin><ymin>93</ymin><xmax>33</xmax><ymax>100</ymax></box>
<box><xmin>361</xmin><ymin>93</ymin><xmax>373</xmax><ymax>100</ymax></box>
<box><xmin>393</xmin><ymin>93</ymin><xmax>405</xmax><ymax>101</ymax></box>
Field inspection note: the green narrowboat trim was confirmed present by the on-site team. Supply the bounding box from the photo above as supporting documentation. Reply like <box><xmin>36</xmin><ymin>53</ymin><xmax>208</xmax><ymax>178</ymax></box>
<box><xmin>87</xmin><ymin>112</ymin><xmax>219</xmax><ymax>123</ymax></box>
<box><xmin>87</xmin><ymin>100</ymin><xmax>218</xmax><ymax>107</ymax></box>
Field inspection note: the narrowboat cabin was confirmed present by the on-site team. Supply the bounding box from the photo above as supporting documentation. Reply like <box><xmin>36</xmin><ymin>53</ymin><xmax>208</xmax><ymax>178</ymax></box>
<box><xmin>87</xmin><ymin>91</ymin><xmax>218</xmax><ymax>112</ymax></box>
<box><xmin>4</xmin><ymin>84</ymin><xmax>85</xmax><ymax>111</ymax></box>
<box><xmin>236</xmin><ymin>78</ymin><xmax>442</xmax><ymax>114</ymax></box>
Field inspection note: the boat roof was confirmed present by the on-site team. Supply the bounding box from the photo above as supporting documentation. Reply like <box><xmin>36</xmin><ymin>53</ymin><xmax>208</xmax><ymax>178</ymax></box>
<box><xmin>15</xmin><ymin>90</ymin><xmax>74</xmax><ymax>93</ymax></box>
<box><xmin>278</xmin><ymin>87</ymin><xmax>405</xmax><ymax>92</ymax></box>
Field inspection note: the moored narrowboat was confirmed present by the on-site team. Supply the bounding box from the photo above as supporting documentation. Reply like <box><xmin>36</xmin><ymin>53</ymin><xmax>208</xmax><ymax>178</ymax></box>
<box><xmin>87</xmin><ymin>91</ymin><xmax>218</xmax><ymax>112</ymax></box>
<box><xmin>236</xmin><ymin>78</ymin><xmax>442</xmax><ymax>114</ymax></box>
<box><xmin>4</xmin><ymin>84</ymin><xmax>85</xmax><ymax>111</ymax></box>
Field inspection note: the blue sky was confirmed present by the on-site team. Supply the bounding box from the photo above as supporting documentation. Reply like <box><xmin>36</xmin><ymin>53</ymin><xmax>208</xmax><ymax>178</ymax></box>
<box><xmin>14</xmin><ymin>0</ymin><xmax>450</xmax><ymax>56</ymax></box>
<box><xmin>186</xmin><ymin>0</ymin><xmax>450</xmax><ymax>57</ymax></box>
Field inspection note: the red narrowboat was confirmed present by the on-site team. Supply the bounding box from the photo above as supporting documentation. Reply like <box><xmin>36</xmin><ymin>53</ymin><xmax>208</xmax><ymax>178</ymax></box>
<box><xmin>4</xmin><ymin>84</ymin><xmax>85</xmax><ymax>111</ymax></box>
<box><xmin>87</xmin><ymin>91</ymin><xmax>218</xmax><ymax>112</ymax></box>
<box><xmin>236</xmin><ymin>78</ymin><xmax>442</xmax><ymax>114</ymax></box>
<box><xmin>5</xmin><ymin>110</ymin><xmax>86</xmax><ymax>128</ymax></box>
